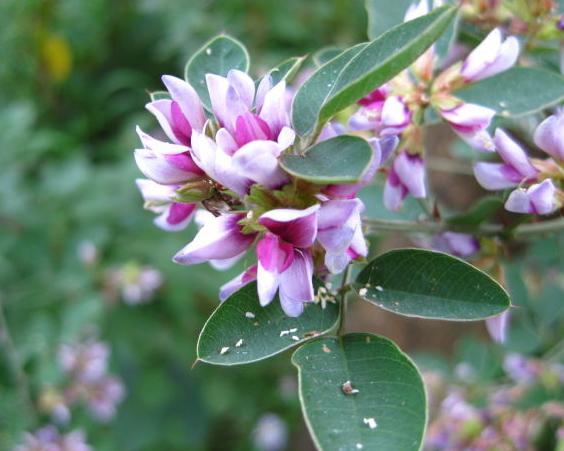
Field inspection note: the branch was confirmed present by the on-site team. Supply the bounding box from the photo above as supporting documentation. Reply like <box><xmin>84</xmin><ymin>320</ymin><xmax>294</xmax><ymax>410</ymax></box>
<box><xmin>363</xmin><ymin>216</ymin><xmax>564</xmax><ymax>239</ymax></box>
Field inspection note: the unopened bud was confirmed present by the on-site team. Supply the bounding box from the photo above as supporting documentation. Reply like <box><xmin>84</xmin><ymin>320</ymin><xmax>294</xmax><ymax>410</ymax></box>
<box><xmin>175</xmin><ymin>179</ymin><xmax>214</xmax><ymax>202</ymax></box>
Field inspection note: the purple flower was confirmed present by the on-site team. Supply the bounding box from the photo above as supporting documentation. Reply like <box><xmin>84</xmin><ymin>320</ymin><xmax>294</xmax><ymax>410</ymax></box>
<box><xmin>135</xmin><ymin>179</ymin><xmax>197</xmax><ymax>231</ymax></box>
<box><xmin>85</xmin><ymin>376</ymin><xmax>126</xmax><ymax>422</ymax></box>
<box><xmin>486</xmin><ymin>311</ymin><xmax>510</xmax><ymax>343</ymax></box>
<box><xmin>219</xmin><ymin>265</ymin><xmax>258</xmax><ymax>301</ymax></box>
<box><xmin>146</xmin><ymin>75</ymin><xmax>206</xmax><ymax>146</ymax></box>
<box><xmin>317</xmin><ymin>199</ymin><xmax>367</xmax><ymax>273</ymax></box>
<box><xmin>461</xmin><ymin>28</ymin><xmax>520</xmax><ymax>82</ymax></box>
<box><xmin>474</xmin><ymin>129</ymin><xmax>538</xmax><ymax>190</ymax></box>
<box><xmin>134</xmin><ymin>127</ymin><xmax>204</xmax><ymax>185</ymax></box>
<box><xmin>440</xmin><ymin>102</ymin><xmax>496</xmax><ymax>151</ymax></box>
<box><xmin>15</xmin><ymin>426</ymin><xmax>91</xmax><ymax>451</ymax></box>
<box><xmin>503</xmin><ymin>353</ymin><xmax>539</xmax><ymax>383</ymax></box>
<box><xmin>383</xmin><ymin>150</ymin><xmax>426</xmax><ymax>211</ymax></box>
<box><xmin>256</xmin><ymin>205</ymin><xmax>319</xmax><ymax>316</ymax></box>
<box><xmin>173</xmin><ymin>213</ymin><xmax>256</xmax><ymax>265</ymax></box>
<box><xmin>59</xmin><ymin>342</ymin><xmax>109</xmax><ymax>384</ymax></box>
<box><xmin>534</xmin><ymin>109</ymin><xmax>564</xmax><ymax>161</ymax></box>
<box><xmin>432</xmin><ymin>232</ymin><xmax>480</xmax><ymax>257</ymax></box>
<box><xmin>349</xmin><ymin>94</ymin><xmax>411</xmax><ymax>137</ymax></box>
<box><xmin>505</xmin><ymin>179</ymin><xmax>558</xmax><ymax>215</ymax></box>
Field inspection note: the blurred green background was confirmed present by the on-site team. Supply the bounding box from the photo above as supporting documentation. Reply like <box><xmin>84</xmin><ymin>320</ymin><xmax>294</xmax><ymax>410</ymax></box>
<box><xmin>1</xmin><ymin>1</ymin><xmax>563</xmax><ymax>450</ymax></box>
<box><xmin>0</xmin><ymin>1</ymin><xmax>365</xmax><ymax>450</ymax></box>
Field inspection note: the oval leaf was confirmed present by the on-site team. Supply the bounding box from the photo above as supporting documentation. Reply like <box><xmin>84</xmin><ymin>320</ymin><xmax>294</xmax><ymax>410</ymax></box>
<box><xmin>456</xmin><ymin>67</ymin><xmax>564</xmax><ymax>117</ymax></box>
<box><xmin>280</xmin><ymin>135</ymin><xmax>373</xmax><ymax>184</ymax></box>
<box><xmin>184</xmin><ymin>35</ymin><xmax>250</xmax><ymax>110</ymax></box>
<box><xmin>292</xmin><ymin>333</ymin><xmax>427</xmax><ymax>451</ymax></box>
<box><xmin>292</xmin><ymin>6</ymin><xmax>456</xmax><ymax>136</ymax></box>
<box><xmin>354</xmin><ymin>249</ymin><xmax>510</xmax><ymax>320</ymax></box>
<box><xmin>197</xmin><ymin>282</ymin><xmax>339</xmax><ymax>365</ymax></box>
<box><xmin>267</xmin><ymin>56</ymin><xmax>306</xmax><ymax>86</ymax></box>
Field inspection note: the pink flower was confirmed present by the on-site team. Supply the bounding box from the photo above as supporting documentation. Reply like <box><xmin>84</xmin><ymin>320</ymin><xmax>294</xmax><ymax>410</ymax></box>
<box><xmin>461</xmin><ymin>28</ymin><xmax>520</xmax><ymax>82</ymax></box>
<box><xmin>474</xmin><ymin>129</ymin><xmax>538</xmax><ymax>190</ymax></box>
<box><xmin>534</xmin><ymin>109</ymin><xmax>564</xmax><ymax>161</ymax></box>
<box><xmin>317</xmin><ymin>199</ymin><xmax>367</xmax><ymax>273</ymax></box>
<box><xmin>486</xmin><ymin>311</ymin><xmax>510</xmax><ymax>343</ymax></box>
<box><xmin>433</xmin><ymin>232</ymin><xmax>480</xmax><ymax>258</ymax></box>
<box><xmin>219</xmin><ymin>265</ymin><xmax>258</xmax><ymax>301</ymax></box>
<box><xmin>173</xmin><ymin>213</ymin><xmax>256</xmax><ymax>265</ymax></box>
<box><xmin>440</xmin><ymin>102</ymin><xmax>496</xmax><ymax>151</ymax></box>
<box><xmin>349</xmin><ymin>94</ymin><xmax>411</xmax><ymax>137</ymax></box>
<box><xmin>256</xmin><ymin>205</ymin><xmax>319</xmax><ymax>316</ymax></box>
<box><xmin>135</xmin><ymin>179</ymin><xmax>196</xmax><ymax>231</ymax></box>
<box><xmin>505</xmin><ymin>179</ymin><xmax>558</xmax><ymax>215</ymax></box>
<box><xmin>383</xmin><ymin>150</ymin><xmax>426</xmax><ymax>211</ymax></box>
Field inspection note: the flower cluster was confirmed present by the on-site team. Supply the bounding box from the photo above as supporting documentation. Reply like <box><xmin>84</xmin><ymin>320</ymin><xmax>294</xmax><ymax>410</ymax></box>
<box><xmin>424</xmin><ymin>354</ymin><xmax>564</xmax><ymax>450</ymax></box>
<box><xmin>105</xmin><ymin>262</ymin><xmax>163</xmax><ymax>305</ymax></box>
<box><xmin>349</xmin><ymin>1</ymin><xmax>520</xmax><ymax>211</ymax></box>
<box><xmin>40</xmin><ymin>340</ymin><xmax>125</xmax><ymax>423</ymax></box>
<box><xmin>473</xmin><ymin>111</ymin><xmax>563</xmax><ymax>215</ymax></box>
<box><xmin>135</xmin><ymin>69</ymin><xmax>373</xmax><ymax>316</ymax></box>
<box><xmin>14</xmin><ymin>426</ymin><xmax>90</xmax><ymax>451</ymax></box>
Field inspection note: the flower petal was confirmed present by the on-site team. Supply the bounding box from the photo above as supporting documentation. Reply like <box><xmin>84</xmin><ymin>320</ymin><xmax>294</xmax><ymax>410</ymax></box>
<box><xmin>383</xmin><ymin>167</ymin><xmax>407</xmax><ymax>211</ymax></box>
<box><xmin>475</xmin><ymin>36</ymin><xmax>519</xmax><ymax>81</ymax></box>
<box><xmin>533</xmin><ymin>111</ymin><xmax>564</xmax><ymax>161</ymax></box>
<box><xmin>135</xmin><ymin>179</ymin><xmax>177</xmax><ymax>204</ymax></box>
<box><xmin>231</xmin><ymin>140</ymin><xmax>289</xmax><ymax>189</ymax></box>
<box><xmin>134</xmin><ymin>149</ymin><xmax>199</xmax><ymax>185</ymax></box>
<box><xmin>145</xmin><ymin>99</ymin><xmax>179</xmax><ymax>144</ymax></box>
<box><xmin>380</xmin><ymin>96</ymin><xmax>411</xmax><ymax>135</ymax></box>
<box><xmin>259</xmin><ymin>81</ymin><xmax>289</xmax><ymax>137</ymax></box>
<box><xmin>259</xmin><ymin>205</ymin><xmax>320</xmax><ymax>248</ymax></box>
<box><xmin>486</xmin><ymin>311</ymin><xmax>510</xmax><ymax>343</ymax></box>
<box><xmin>154</xmin><ymin>202</ymin><xmax>196</xmax><ymax>231</ymax></box>
<box><xmin>161</xmin><ymin>75</ymin><xmax>206</xmax><ymax>131</ymax></box>
<box><xmin>219</xmin><ymin>265</ymin><xmax>258</xmax><ymax>301</ymax></box>
<box><xmin>278</xmin><ymin>250</ymin><xmax>314</xmax><ymax>317</ymax></box>
<box><xmin>394</xmin><ymin>151</ymin><xmax>426</xmax><ymax>198</ymax></box>
<box><xmin>494</xmin><ymin>129</ymin><xmax>537</xmax><ymax>179</ymax></box>
<box><xmin>256</xmin><ymin>234</ymin><xmax>294</xmax><ymax>306</ymax></box>
<box><xmin>173</xmin><ymin>213</ymin><xmax>255</xmax><ymax>265</ymax></box>
<box><xmin>473</xmin><ymin>162</ymin><xmax>522</xmax><ymax>190</ymax></box>
<box><xmin>227</xmin><ymin>69</ymin><xmax>255</xmax><ymax>110</ymax></box>
<box><xmin>505</xmin><ymin>179</ymin><xmax>557</xmax><ymax>215</ymax></box>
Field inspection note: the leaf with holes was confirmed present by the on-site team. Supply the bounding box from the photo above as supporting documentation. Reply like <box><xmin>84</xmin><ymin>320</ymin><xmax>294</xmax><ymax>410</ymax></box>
<box><xmin>280</xmin><ymin>135</ymin><xmax>373</xmax><ymax>184</ymax></box>
<box><xmin>184</xmin><ymin>34</ymin><xmax>250</xmax><ymax>110</ymax></box>
<box><xmin>292</xmin><ymin>6</ymin><xmax>456</xmax><ymax>135</ymax></box>
<box><xmin>293</xmin><ymin>333</ymin><xmax>427</xmax><ymax>451</ymax></box>
<box><xmin>456</xmin><ymin>67</ymin><xmax>564</xmax><ymax>117</ymax></box>
<box><xmin>354</xmin><ymin>249</ymin><xmax>510</xmax><ymax>320</ymax></box>
<box><xmin>197</xmin><ymin>282</ymin><xmax>340</xmax><ymax>365</ymax></box>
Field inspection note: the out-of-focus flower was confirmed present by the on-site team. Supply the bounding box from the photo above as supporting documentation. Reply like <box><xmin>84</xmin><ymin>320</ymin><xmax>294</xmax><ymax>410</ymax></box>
<box><xmin>106</xmin><ymin>263</ymin><xmax>163</xmax><ymax>304</ymax></box>
<box><xmin>503</xmin><ymin>353</ymin><xmax>540</xmax><ymax>383</ymax></box>
<box><xmin>439</xmin><ymin>102</ymin><xmax>496</xmax><ymax>151</ymax></box>
<box><xmin>505</xmin><ymin>179</ymin><xmax>558</xmax><ymax>215</ymax></box>
<box><xmin>534</xmin><ymin>109</ymin><xmax>564</xmax><ymax>161</ymax></box>
<box><xmin>460</xmin><ymin>28</ymin><xmax>520</xmax><ymax>82</ymax></box>
<box><xmin>83</xmin><ymin>376</ymin><xmax>126</xmax><ymax>422</ymax></box>
<box><xmin>349</xmin><ymin>94</ymin><xmax>411</xmax><ymax>137</ymax></box>
<box><xmin>253</xmin><ymin>413</ymin><xmax>288</xmax><ymax>451</ymax></box>
<box><xmin>486</xmin><ymin>311</ymin><xmax>510</xmax><ymax>343</ymax></box>
<box><xmin>59</xmin><ymin>342</ymin><xmax>109</xmax><ymax>384</ymax></box>
<box><xmin>474</xmin><ymin>129</ymin><xmax>538</xmax><ymax>190</ymax></box>
<box><xmin>14</xmin><ymin>426</ymin><xmax>91</xmax><ymax>451</ymax></box>
<box><xmin>432</xmin><ymin>232</ymin><xmax>480</xmax><ymax>257</ymax></box>
<box><xmin>384</xmin><ymin>150</ymin><xmax>426</xmax><ymax>211</ymax></box>
<box><xmin>77</xmin><ymin>241</ymin><xmax>98</xmax><ymax>266</ymax></box>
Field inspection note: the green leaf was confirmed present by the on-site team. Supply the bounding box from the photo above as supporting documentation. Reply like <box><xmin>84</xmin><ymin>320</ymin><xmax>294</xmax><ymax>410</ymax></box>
<box><xmin>354</xmin><ymin>249</ymin><xmax>510</xmax><ymax>320</ymax></box>
<box><xmin>313</xmin><ymin>47</ymin><xmax>342</xmax><ymax>66</ymax></box>
<box><xmin>185</xmin><ymin>35</ymin><xmax>250</xmax><ymax>110</ymax></box>
<box><xmin>456</xmin><ymin>67</ymin><xmax>564</xmax><ymax>117</ymax></box>
<box><xmin>292</xmin><ymin>6</ymin><xmax>456</xmax><ymax>135</ymax></box>
<box><xmin>280</xmin><ymin>135</ymin><xmax>373</xmax><ymax>184</ymax></box>
<box><xmin>149</xmin><ymin>90</ymin><xmax>170</xmax><ymax>101</ymax></box>
<box><xmin>267</xmin><ymin>56</ymin><xmax>306</xmax><ymax>85</ymax></box>
<box><xmin>292</xmin><ymin>333</ymin><xmax>427</xmax><ymax>451</ymax></box>
<box><xmin>446</xmin><ymin>196</ymin><xmax>503</xmax><ymax>227</ymax></box>
<box><xmin>197</xmin><ymin>282</ymin><xmax>339</xmax><ymax>365</ymax></box>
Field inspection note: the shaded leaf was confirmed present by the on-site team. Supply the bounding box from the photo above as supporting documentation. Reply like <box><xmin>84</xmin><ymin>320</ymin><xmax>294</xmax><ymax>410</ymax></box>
<box><xmin>197</xmin><ymin>282</ymin><xmax>339</xmax><ymax>365</ymax></box>
<box><xmin>355</xmin><ymin>249</ymin><xmax>510</xmax><ymax>320</ymax></box>
<box><xmin>456</xmin><ymin>67</ymin><xmax>564</xmax><ymax>117</ymax></box>
<box><xmin>313</xmin><ymin>47</ymin><xmax>342</xmax><ymax>66</ymax></box>
<box><xmin>280</xmin><ymin>135</ymin><xmax>373</xmax><ymax>184</ymax></box>
<box><xmin>446</xmin><ymin>196</ymin><xmax>503</xmax><ymax>227</ymax></box>
<box><xmin>292</xmin><ymin>333</ymin><xmax>426</xmax><ymax>451</ymax></box>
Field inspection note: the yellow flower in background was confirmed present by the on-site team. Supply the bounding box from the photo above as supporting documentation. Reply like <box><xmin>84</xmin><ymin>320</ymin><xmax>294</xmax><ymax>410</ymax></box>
<box><xmin>41</xmin><ymin>33</ymin><xmax>72</xmax><ymax>83</ymax></box>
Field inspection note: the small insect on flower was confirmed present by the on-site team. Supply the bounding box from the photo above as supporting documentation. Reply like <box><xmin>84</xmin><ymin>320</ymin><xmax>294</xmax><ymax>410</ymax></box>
<box><xmin>341</xmin><ymin>380</ymin><xmax>360</xmax><ymax>395</ymax></box>
<box><xmin>219</xmin><ymin>346</ymin><xmax>230</xmax><ymax>355</ymax></box>
<box><xmin>363</xmin><ymin>417</ymin><xmax>378</xmax><ymax>429</ymax></box>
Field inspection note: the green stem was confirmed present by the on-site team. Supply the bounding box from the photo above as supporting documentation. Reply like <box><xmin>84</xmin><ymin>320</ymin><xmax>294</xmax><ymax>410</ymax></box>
<box><xmin>363</xmin><ymin>216</ymin><xmax>564</xmax><ymax>239</ymax></box>
<box><xmin>337</xmin><ymin>264</ymin><xmax>353</xmax><ymax>336</ymax></box>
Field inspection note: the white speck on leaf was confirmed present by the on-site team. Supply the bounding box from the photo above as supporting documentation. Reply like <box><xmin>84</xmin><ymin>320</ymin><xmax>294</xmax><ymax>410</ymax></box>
<box><xmin>245</xmin><ymin>311</ymin><xmax>255</xmax><ymax>319</ymax></box>
<box><xmin>341</xmin><ymin>380</ymin><xmax>359</xmax><ymax>395</ymax></box>
<box><xmin>220</xmin><ymin>346</ymin><xmax>230</xmax><ymax>355</ymax></box>
<box><xmin>291</xmin><ymin>335</ymin><xmax>300</xmax><ymax>341</ymax></box>
<box><xmin>358</xmin><ymin>288</ymin><xmax>367</xmax><ymax>296</ymax></box>
<box><xmin>356</xmin><ymin>444</ymin><xmax>363</xmax><ymax>449</ymax></box>
<box><xmin>206</xmin><ymin>48</ymin><xmax>212</xmax><ymax>55</ymax></box>
<box><xmin>280</xmin><ymin>330</ymin><xmax>290</xmax><ymax>337</ymax></box>
<box><xmin>289</xmin><ymin>328</ymin><xmax>298</xmax><ymax>333</ymax></box>
<box><xmin>375</xmin><ymin>285</ymin><xmax>384</xmax><ymax>292</ymax></box>
<box><xmin>235</xmin><ymin>339</ymin><xmax>244</xmax><ymax>347</ymax></box>
<box><xmin>363</xmin><ymin>417</ymin><xmax>377</xmax><ymax>429</ymax></box>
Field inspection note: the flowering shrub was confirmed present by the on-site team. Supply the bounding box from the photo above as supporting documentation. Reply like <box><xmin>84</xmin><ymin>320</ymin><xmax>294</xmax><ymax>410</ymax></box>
<box><xmin>131</xmin><ymin>1</ymin><xmax>564</xmax><ymax>449</ymax></box>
